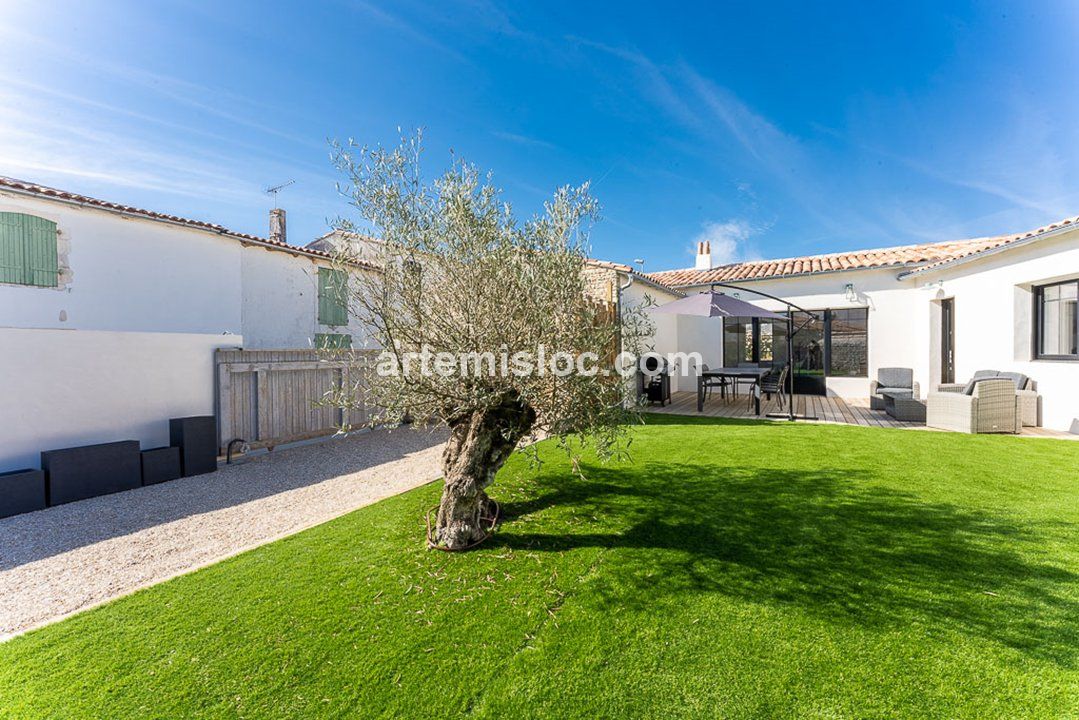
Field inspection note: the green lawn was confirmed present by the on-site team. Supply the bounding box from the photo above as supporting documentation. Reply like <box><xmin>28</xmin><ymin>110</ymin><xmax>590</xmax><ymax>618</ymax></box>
<box><xmin>1</xmin><ymin>416</ymin><xmax>1077</xmax><ymax>719</ymax></box>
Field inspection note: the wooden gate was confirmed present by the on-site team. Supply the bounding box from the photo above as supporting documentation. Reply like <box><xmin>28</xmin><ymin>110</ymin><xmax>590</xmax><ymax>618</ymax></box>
<box><xmin>215</xmin><ymin>348</ymin><xmax>378</xmax><ymax>452</ymax></box>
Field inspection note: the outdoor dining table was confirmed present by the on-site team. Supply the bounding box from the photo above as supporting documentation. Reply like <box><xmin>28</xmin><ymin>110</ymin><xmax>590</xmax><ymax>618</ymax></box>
<box><xmin>697</xmin><ymin>367</ymin><xmax>772</xmax><ymax>415</ymax></box>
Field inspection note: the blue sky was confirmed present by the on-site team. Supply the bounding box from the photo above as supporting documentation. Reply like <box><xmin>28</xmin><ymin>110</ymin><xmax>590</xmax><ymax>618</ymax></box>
<box><xmin>2</xmin><ymin>1</ymin><xmax>1079</xmax><ymax>271</ymax></box>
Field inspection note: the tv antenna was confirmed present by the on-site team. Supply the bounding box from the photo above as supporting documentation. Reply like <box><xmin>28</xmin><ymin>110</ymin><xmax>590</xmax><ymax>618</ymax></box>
<box><xmin>264</xmin><ymin>179</ymin><xmax>295</xmax><ymax>207</ymax></box>
<box><xmin>634</xmin><ymin>258</ymin><xmax>645</xmax><ymax>272</ymax></box>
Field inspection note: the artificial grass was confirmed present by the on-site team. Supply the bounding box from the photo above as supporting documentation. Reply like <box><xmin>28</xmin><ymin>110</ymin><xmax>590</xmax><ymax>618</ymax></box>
<box><xmin>1</xmin><ymin>416</ymin><xmax>1077</xmax><ymax>718</ymax></box>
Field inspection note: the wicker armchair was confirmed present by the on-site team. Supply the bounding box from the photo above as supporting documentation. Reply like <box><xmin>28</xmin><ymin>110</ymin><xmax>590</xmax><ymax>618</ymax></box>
<box><xmin>927</xmin><ymin>378</ymin><xmax>1020</xmax><ymax>434</ymax></box>
<box><xmin>936</xmin><ymin>371</ymin><xmax>1039</xmax><ymax>427</ymax></box>
<box><xmin>870</xmin><ymin>367</ymin><xmax>920</xmax><ymax>410</ymax></box>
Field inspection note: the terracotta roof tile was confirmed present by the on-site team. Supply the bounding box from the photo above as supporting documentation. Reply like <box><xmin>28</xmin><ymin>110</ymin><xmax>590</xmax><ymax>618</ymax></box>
<box><xmin>0</xmin><ymin>176</ymin><xmax>380</xmax><ymax>270</ymax></box>
<box><xmin>900</xmin><ymin>215</ymin><xmax>1079</xmax><ymax>277</ymax></box>
<box><xmin>645</xmin><ymin>217</ymin><xmax>1079</xmax><ymax>287</ymax></box>
<box><xmin>584</xmin><ymin>257</ymin><xmax>633</xmax><ymax>273</ymax></box>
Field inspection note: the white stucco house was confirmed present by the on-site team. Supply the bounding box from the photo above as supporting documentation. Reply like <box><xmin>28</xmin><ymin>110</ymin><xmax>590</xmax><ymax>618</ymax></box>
<box><xmin>638</xmin><ymin>221</ymin><xmax>1079</xmax><ymax>433</ymax></box>
<box><xmin>0</xmin><ymin>177</ymin><xmax>377</xmax><ymax>473</ymax></box>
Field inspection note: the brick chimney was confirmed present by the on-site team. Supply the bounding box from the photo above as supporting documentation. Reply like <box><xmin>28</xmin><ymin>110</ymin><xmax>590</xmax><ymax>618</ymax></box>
<box><xmin>694</xmin><ymin>240</ymin><xmax>712</xmax><ymax>270</ymax></box>
<box><xmin>269</xmin><ymin>208</ymin><xmax>286</xmax><ymax>244</ymax></box>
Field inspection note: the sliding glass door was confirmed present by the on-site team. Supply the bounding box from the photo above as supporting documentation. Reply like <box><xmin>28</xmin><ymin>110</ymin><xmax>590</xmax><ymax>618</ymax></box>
<box><xmin>791</xmin><ymin>311</ymin><xmax>826</xmax><ymax>395</ymax></box>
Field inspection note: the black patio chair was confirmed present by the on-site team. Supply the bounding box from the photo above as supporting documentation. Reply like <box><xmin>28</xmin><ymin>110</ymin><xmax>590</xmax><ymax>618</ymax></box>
<box><xmin>754</xmin><ymin>365</ymin><xmax>789</xmax><ymax>411</ymax></box>
<box><xmin>731</xmin><ymin>361</ymin><xmax>760</xmax><ymax>398</ymax></box>
<box><xmin>700</xmin><ymin>364</ymin><xmax>728</xmax><ymax>400</ymax></box>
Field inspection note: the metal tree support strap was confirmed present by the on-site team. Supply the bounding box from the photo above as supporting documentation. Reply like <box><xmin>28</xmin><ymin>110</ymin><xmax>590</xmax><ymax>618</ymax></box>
<box><xmin>709</xmin><ymin>282</ymin><xmax>821</xmax><ymax>422</ymax></box>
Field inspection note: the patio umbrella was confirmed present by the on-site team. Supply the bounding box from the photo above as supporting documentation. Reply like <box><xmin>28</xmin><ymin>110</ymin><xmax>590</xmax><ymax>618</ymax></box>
<box><xmin>651</xmin><ymin>291</ymin><xmax>786</xmax><ymax>320</ymax></box>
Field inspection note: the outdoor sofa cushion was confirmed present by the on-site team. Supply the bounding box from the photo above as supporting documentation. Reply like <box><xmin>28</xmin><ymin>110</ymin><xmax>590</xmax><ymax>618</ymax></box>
<box><xmin>963</xmin><ymin>370</ymin><xmax>1029</xmax><ymax>395</ymax></box>
<box><xmin>875</xmin><ymin>386</ymin><xmax>914</xmax><ymax>396</ymax></box>
<box><xmin>997</xmin><ymin>371</ymin><xmax>1029</xmax><ymax>390</ymax></box>
<box><xmin>877</xmin><ymin>367</ymin><xmax>913</xmax><ymax>389</ymax></box>
<box><xmin>963</xmin><ymin>370</ymin><xmax>1002</xmax><ymax>395</ymax></box>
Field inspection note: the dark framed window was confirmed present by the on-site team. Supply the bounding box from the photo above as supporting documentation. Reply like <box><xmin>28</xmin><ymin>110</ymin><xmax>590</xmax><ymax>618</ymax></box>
<box><xmin>1034</xmin><ymin>280</ymin><xmax>1078</xmax><ymax>360</ymax></box>
<box><xmin>722</xmin><ymin>317</ymin><xmax>784</xmax><ymax>365</ymax></box>
<box><xmin>722</xmin><ymin>307</ymin><xmax>868</xmax><ymax>377</ymax></box>
<box><xmin>759</xmin><ymin>322</ymin><xmax>774</xmax><ymax>362</ymax></box>
<box><xmin>723</xmin><ymin>318</ymin><xmax>756</xmax><ymax>365</ymax></box>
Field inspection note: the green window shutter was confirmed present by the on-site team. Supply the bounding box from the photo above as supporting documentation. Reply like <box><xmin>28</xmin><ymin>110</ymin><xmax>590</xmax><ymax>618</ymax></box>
<box><xmin>318</xmin><ymin>267</ymin><xmax>348</xmax><ymax>326</ymax></box>
<box><xmin>315</xmin><ymin>333</ymin><xmax>351</xmax><ymax>350</ymax></box>
<box><xmin>0</xmin><ymin>213</ymin><xmax>26</xmax><ymax>284</ymax></box>
<box><xmin>0</xmin><ymin>212</ymin><xmax>58</xmax><ymax>287</ymax></box>
<box><xmin>24</xmin><ymin>214</ymin><xmax>58</xmax><ymax>287</ymax></box>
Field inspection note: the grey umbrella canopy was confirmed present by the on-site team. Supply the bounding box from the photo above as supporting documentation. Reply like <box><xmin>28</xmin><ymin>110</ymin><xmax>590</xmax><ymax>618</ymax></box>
<box><xmin>651</xmin><ymin>291</ymin><xmax>786</xmax><ymax>320</ymax></box>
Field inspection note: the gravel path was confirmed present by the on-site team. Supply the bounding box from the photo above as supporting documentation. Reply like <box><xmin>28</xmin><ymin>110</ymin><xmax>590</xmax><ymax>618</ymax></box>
<box><xmin>0</xmin><ymin>426</ymin><xmax>447</xmax><ymax>640</ymax></box>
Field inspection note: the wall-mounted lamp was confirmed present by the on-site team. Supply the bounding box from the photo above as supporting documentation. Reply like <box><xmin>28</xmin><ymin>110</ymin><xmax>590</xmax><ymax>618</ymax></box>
<box><xmin>844</xmin><ymin>283</ymin><xmax>857</xmax><ymax>302</ymax></box>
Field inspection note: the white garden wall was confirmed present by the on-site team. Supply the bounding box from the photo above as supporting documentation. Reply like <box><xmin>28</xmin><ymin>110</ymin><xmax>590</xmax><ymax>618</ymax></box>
<box><xmin>0</xmin><ymin>328</ymin><xmax>231</xmax><ymax>472</ymax></box>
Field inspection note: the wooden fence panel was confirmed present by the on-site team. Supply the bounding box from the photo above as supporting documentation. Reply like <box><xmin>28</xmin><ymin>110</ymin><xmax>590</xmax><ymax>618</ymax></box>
<box><xmin>215</xmin><ymin>349</ymin><xmax>378</xmax><ymax>452</ymax></box>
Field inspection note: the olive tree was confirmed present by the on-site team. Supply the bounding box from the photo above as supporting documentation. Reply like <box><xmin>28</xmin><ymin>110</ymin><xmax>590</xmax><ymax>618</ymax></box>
<box><xmin>327</xmin><ymin>133</ymin><xmax>650</xmax><ymax>550</ymax></box>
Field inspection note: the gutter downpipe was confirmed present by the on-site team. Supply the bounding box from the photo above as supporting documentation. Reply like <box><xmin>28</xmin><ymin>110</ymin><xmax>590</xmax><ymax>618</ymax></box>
<box><xmin>617</xmin><ymin>270</ymin><xmax>634</xmax><ymax>365</ymax></box>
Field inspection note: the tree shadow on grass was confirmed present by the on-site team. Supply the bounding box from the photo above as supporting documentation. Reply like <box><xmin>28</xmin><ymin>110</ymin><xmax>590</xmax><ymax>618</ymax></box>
<box><xmin>494</xmin><ymin>462</ymin><xmax>1078</xmax><ymax>668</ymax></box>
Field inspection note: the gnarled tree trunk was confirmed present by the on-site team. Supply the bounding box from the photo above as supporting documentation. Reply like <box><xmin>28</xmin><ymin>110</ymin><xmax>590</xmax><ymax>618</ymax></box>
<box><xmin>434</xmin><ymin>392</ymin><xmax>536</xmax><ymax>549</ymax></box>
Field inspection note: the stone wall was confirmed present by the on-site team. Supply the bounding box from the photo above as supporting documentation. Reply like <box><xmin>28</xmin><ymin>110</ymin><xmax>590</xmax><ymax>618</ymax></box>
<box><xmin>582</xmin><ymin>265</ymin><xmax>619</xmax><ymax>305</ymax></box>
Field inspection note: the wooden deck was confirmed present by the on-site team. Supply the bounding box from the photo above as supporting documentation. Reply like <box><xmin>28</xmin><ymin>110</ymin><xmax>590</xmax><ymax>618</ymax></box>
<box><xmin>646</xmin><ymin>391</ymin><xmax>1078</xmax><ymax>439</ymax></box>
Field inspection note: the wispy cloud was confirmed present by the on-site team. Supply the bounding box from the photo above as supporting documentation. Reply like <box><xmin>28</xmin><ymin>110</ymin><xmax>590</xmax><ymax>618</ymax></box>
<box><xmin>492</xmin><ymin>131</ymin><xmax>557</xmax><ymax>150</ymax></box>
<box><xmin>571</xmin><ymin>33</ymin><xmax>1079</xmax><ymax>250</ymax></box>
<box><xmin>0</xmin><ymin>25</ymin><xmax>323</xmax><ymax>151</ymax></box>
<box><xmin>0</xmin><ymin>73</ymin><xmax>328</xmax><ymax>175</ymax></box>
<box><xmin>425</xmin><ymin>0</ymin><xmax>531</xmax><ymax>39</ymax></box>
<box><xmin>0</xmin><ymin>80</ymin><xmax>339</xmax><ymax>216</ymax></box>
<box><xmin>814</xmin><ymin>123</ymin><xmax>1064</xmax><ymax>220</ymax></box>
<box><xmin>812</xmin><ymin>94</ymin><xmax>1079</xmax><ymax>242</ymax></box>
<box><xmin>345</xmin><ymin>1</ymin><xmax>470</xmax><ymax>63</ymax></box>
<box><xmin>565</xmin><ymin>36</ymin><xmax>702</xmax><ymax>131</ymax></box>
<box><xmin>690</xmin><ymin>219</ymin><xmax>763</xmax><ymax>265</ymax></box>
<box><xmin>0</xmin><ymin>105</ymin><xmax>260</xmax><ymax>203</ymax></box>
<box><xmin>570</xmin><ymin>36</ymin><xmax>896</xmax><ymax>247</ymax></box>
